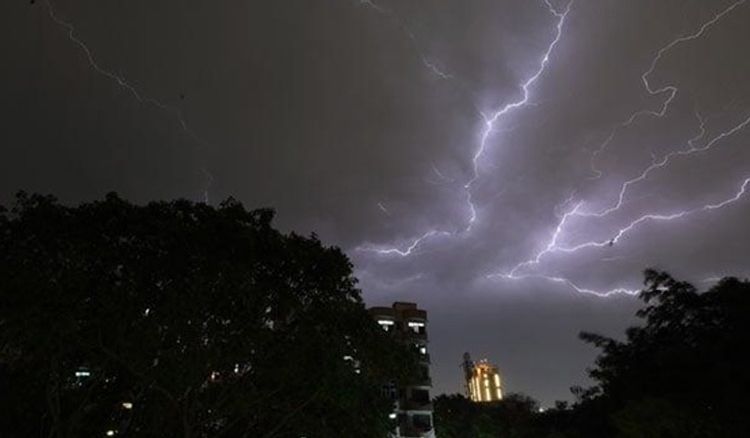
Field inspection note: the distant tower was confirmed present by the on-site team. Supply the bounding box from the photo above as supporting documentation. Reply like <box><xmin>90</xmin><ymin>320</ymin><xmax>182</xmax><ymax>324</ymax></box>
<box><xmin>463</xmin><ymin>353</ymin><xmax>503</xmax><ymax>402</ymax></box>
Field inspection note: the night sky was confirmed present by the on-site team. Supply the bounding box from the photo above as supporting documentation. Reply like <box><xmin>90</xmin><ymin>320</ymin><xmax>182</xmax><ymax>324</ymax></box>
<box><xmin>3</xmin><ymin>0</ymin><xmax>750</xmax><ymax>405</ymax></box>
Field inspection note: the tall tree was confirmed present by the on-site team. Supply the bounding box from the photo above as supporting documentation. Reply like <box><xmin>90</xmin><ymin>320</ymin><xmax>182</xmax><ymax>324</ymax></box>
<box><xmin>0</xmin><ymin>193</ymin><xmax>416</xmax><ymax>437</ymax></box>
<box><xmin>578</xmin><ymin>270</ymin><xmax>750</xmax><ymax>437</ymax></box>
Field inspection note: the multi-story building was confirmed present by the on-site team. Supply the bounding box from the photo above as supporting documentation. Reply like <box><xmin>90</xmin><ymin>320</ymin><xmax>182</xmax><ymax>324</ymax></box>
<box><xmin>462</xmin><ymin>352</ymin><xmax>503</xmax><ymax>402</ymax></box>
<box><xmin>369</xmin><ymin>302</ymin><xmax>435</xmax><ymax>438</ymax></box>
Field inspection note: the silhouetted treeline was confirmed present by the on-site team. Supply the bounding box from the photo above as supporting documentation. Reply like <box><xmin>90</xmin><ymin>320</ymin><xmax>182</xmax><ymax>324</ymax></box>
<box><xmin>0</xmin><ymin>193</ymin><xmax>419</xmax><ymax>437</ymax></box>
<box><xmin>434</xmin><ymin>270</ymin><xmax>750</xmax><ymax>437</ymax></box>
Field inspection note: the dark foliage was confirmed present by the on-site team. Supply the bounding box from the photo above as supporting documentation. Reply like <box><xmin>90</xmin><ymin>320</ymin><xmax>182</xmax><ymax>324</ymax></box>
<box><xmin>572</xmin><ymin>269</ymin><xmax>750</xmax><ymax>437</ymax></box>
<box><xmin>0</xmin><ymin>192</ymin><xmax>417</xmax><ymax>437</ymax></box>
<box><xmin>434</xmin><ymin>393</ymin><xmax>539</xmax><ymax>438</ymax></box>
<box><xmin>434</xmin><ymin>270</ymin><xmax>750</xmax><ymax>437</ymax></box>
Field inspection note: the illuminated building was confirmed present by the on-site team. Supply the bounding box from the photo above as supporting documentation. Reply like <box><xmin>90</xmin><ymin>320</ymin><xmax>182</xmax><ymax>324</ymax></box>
<box><xmin>369</xmin><ymin>302</ymin><xmax>435</xmax><ymax>438</ymax></box>
<box><xmin>462</xmin><ymin>353</ymin><xmax>503</xmax><ymax>402</ymax></box>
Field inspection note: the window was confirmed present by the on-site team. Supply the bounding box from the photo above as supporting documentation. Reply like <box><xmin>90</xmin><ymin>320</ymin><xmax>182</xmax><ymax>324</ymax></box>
<box><xmin>377</xmin><ymin>320</ymin><xmax>395</xmax><ymax>331</ymax></box>
<box><xmin>413</xmin><ymin>414</ymin><xmax>432</xmax><ymax>431</ymax></box>
<box><xmin>411</xmin><ymin>388</ymin><xmax>430</xmax><ymax>404</ymax></box>
<box><xmin>420</xmin><ymin>366</ymin><xmax>430</xmax><ymax>381</ymax></box>
<box><xmin>407</xmin><ymin>321</ymin><xmax>425</xmax><ymax>334</ymax></box>
<box><xmin>382</xmin><ymin>382</ymin><xmax>397</xmax><ymax>400</ymax></box>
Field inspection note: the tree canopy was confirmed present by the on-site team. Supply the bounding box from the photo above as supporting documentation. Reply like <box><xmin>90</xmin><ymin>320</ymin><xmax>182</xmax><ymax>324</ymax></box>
<box><xmin>0</xmin><ymin>193</ymin><xmax>416</xmax><ymax>437</ymax></box>
<box><xmin>574</xmin><ymin>269</ymin><xmax>750</xmax><ymax>437</ymax></box>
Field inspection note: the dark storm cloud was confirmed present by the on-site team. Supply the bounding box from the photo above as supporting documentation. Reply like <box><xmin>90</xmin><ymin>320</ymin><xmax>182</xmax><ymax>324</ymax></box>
<box><xmin>2</xmin><ymin>0</ymin><xmax>749</xmax><ymax>403</ymax></box>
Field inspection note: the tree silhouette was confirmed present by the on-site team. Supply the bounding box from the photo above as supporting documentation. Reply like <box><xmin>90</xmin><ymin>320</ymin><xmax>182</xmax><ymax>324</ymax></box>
<box><xmin>574</xmin><ymin>269</ymin><xmax>750</xmax><ymax>437</ymax></box>
<box><xmin>0</xmin><ymin>193</ymin><xmax>417</xmax><ymax>437</ymax></box>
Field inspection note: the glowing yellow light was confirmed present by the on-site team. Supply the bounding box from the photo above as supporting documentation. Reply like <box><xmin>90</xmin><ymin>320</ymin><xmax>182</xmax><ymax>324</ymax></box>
<box><xmin>474</xmin><ymin>376</ymin><xmax>481</xmax><ymax>401</ymax></box>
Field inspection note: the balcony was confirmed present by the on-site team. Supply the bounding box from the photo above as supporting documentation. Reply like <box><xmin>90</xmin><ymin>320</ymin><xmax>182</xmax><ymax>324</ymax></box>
<box><xmin>402</xmin><ymin>399</ymin><xmax>433</xmax><ymax>411</ymax></box>
<box><xmin>410</xmin><ymin>377</ymin><xmax>432</xmax><ymax>388</ymax></box>
<box><xmin>399</xmin><ymin>426</ymin><xmax>434</xmax><ymax>438</ymax></box>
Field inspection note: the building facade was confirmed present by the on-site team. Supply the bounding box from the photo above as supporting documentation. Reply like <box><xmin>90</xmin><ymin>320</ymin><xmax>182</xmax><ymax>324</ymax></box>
<box><xmin>369</xmin><ymin>302</ymin><xmax>435</xmax><ymax>438</ymax></box>
<box><xmin>462</xmin><ymin>353</ymin><xmax>503</xmax><ymax>403</ymax></box>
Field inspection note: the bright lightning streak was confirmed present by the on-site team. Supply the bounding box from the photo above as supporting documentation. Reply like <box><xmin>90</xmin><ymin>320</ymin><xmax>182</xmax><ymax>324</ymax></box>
<box><xmin>492</xmin><ymin>273</ymin><xmax>639</xmax><ymax>297</ymax></box>
<box><xmin>358</xmin><ymin>0</ymin><xmax>572</xmax><ymax>257</ymax></box>
<box><xmin>495</xmin><ymin>1</ymin><xmax>749</xmax><ymax>295</ymax></box>
<box><xmin>494</xmin><ymin>176</ymin><xmax>750</xmax><ymax>296</ymax></box>
<box><xmin>358</xmin><ymin>1</ymin><xmax>746</xmax><ymax>297</ymax></box>
<box><xmin>566</xmin><ymin>176</ymin><xmax>750</xmax><ymax>251</ymax></box>
<box><xmin>44</xmin><ymin>0</ymin><xmax>213</xmax><ymax>202</ymax></box>
<box><xmin>505</xmin><ymin>201</ymin><xmax>583</xmax><ymax>277</ymax></box>
<box><xmin>500</xmin><ymin>175</ymin><xmax>750</xmax><ymax>285</ymax></box>
<box><xmin>464</xmin><ymin>0</ymin><xmax>571</xmax><ymax>229</ymax></box>
<box><xmin>589</xmin><ymin>0</ymin><xmax>747</xmax><ymax>178</ymax></box>
<box><xmin>499</xmin><ymin>111</ymin><xmax>749</xmax><ymax>288</ymax></box>
<box><xmin>360</xmin><ymin>230</ymin><xmax>451</xmax><ymax>257</ymax></box>
<box><xmin>579</xmin><ymin>111</ymin><xmax>750</xmax><ymax>219</ymax></box>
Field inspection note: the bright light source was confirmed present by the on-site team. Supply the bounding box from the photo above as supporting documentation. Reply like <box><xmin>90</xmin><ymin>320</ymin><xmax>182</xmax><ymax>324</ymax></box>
<box><xmin>106</xmin><ymin>430</ymin><xmax>116</xmax><ymax>436</ymax></box>
<box><xmin>75</xmin><ymin>370</ymin><xmax>90</xmax><ymax>377</ymax></box>
<box><xmin>377</xmin><ymin>320</ymin><xmax>394</xmax><ymax>331</ymax></box>
<box><xmin>389</xmin><ymin>413</ymin><xmax>397</xmax><ymax>419</ymax></box>
<box><xmin>121</xmin><ymin>402</ymin><xmax>133</xmax><ymax>410</ymax></box>
<box><xmin>407</xmin><ymin>322</ymin><xmax>424</xmax><ymax>327</ymax></box>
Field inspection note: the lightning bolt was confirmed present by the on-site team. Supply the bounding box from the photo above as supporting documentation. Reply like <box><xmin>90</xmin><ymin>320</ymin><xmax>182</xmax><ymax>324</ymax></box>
<box><xmin>360</xmin><ymin>230</ymin><xmax>452</xmax><ymax>257</ymax></box>
<box><xmin>43</xmin><ymin>0</ymin><xmax>213</xmax><ymax>202</ymax></box>
<box><xmin>589</xmin><ymin>0</ymin><xmax>747</xmax><ymax>178</ymax></box>
<box><xmin>357</xmin><ymin>0</ymin><xmax>748</xmax><ymax>297</ymax></box>
<box><xmin>356</xmin><ymin>0</ymin><xmax>453</xmax><ymax>80</ymax></box>
<box><xmin>579</xmin><ymin>111</ymin><xmax>750</xmax><ymax>220</ymax></box>
<box><xmin>465</xmin><ymin>0</ymin><xmax>571</xmax><ymax>228</ymax></box>
<box><xmin>497</xmin><ymin>174</ymin><xmax>750</xmax><ymax>294</ymax></box>
<box><xmin>358</xmin><ymin>0</ymin><xmax>571</xmax><ymax>256</ymax></box>
<box><xmin>491</xmin><ymin>273</ymin><xmax>639</xmax><ymax>297</ymax></box>
<box><xmin>486</xmin><ymin>1</ymin><xmax>749</xmax><ymax>295</ymax></box>
<box><xmin>377</xmin><ymin>202</ymin><xmax>391</xmax><ymax>216</ymax></box>
<box><xmin>498</xmin><ymin>111</ymin><xmax>750</xmax><ymax>289</ymax></box>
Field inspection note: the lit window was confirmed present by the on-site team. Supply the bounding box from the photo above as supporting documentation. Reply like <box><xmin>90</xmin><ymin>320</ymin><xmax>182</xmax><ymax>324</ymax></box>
<box><xmin>407</xmin><ymin>321</ymin><xmax>425</xmax><ymax>334</ymax></box>
<box><xmin>377</xmin><ymin>320</ymin><xmax>394</xmax><ymax>331</ymax></box>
